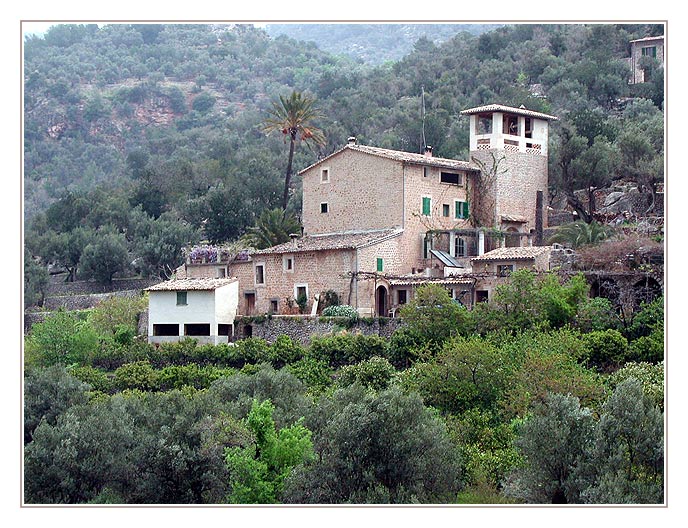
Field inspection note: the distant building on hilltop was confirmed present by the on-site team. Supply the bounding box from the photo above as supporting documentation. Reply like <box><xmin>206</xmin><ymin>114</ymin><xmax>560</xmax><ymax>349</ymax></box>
<box><xmin>628</xmin><ymin>35</ymin><xmax>665</xmax><ymax>84</ymax></box>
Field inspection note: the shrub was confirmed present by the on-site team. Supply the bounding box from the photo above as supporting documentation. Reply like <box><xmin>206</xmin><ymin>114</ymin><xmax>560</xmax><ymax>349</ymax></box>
<box><xmin>574</xmin><ymin>297</ymin><xmax>621</xmax><ymax>332</ymax></box>
<box><xmin>286</xmin><ymin>357</ymin><xmax>333</xmax><ymax>393</ymax></box>
<box><xmin>321</xmin><ymin>304</ymin><xmax>358</xmax><ymax>318</ymax></box>
<box><xmin>113</xmin><ymin>360</ymin><xmax>159</xmax><ymax>391</ymax></box>
<box><xmin>25</xmin><ymin>311</ymin><xmax>99</xmax><ymax>368</ymax></box>
<box><xmin>234</xmin><ymin>337</ymin><xmax>272</xmax><ymax>365</ymax></box>
<box><xmin>581</xmin><ymin>329</ymin><xmax>629</xmax><ymax>371</ymax></box>
<box><xmin>269</xmin><ymin>335</ymin><xmax>305</xmax><ymax>367</ymax></box>
<box><xmin>158</xmin><ymin>364</ymin><xmax>235</xmax><ymax>391</ymax></box>
<box><xmin>308</xmin><ymin>333</ymin><xmax>389</xmax><ymax>368</ymax></box>
<box><xmin>69</xmin><ymin>365</ymin><xmax>113</xmax><ymax>393</ymax></box>
<box><xmin>336</xmin><ymin>356</ymin><xmax>397</xmax><ymax>391</ymax></box>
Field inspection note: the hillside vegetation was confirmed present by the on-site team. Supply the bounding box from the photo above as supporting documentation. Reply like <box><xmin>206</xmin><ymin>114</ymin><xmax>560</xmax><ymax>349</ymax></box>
<box><xmin>24</xmin><ymin>23</ymin><xmax>664</xmax><ymax>293</ymax></box>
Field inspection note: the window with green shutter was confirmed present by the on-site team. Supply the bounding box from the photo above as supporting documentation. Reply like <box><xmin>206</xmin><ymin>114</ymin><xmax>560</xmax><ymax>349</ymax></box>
<box><xmin>422</xmin><ymin>196</ymin><xmax>431</xmax><ymax>216</ymax></box>
<box><xmin>455</xmin><ymin>200</ymin><xmax>470</xmax><ymax>219</ymax></box>
<box><xmin>376</xmin><ymin>258</ymin><xmax>383</xmax><ymax>272</ymax></box>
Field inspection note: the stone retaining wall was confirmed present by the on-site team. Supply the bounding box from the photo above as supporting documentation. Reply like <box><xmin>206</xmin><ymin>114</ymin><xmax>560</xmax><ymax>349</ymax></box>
<box><xmin>46</xmin><ymin>278</ymin><xmax>159</xmax><ymax>297</ymax></box>
<box><xmin>44</xmin><ymin>289</ymin><xmax>145</xmax><ymax>311</ymax></box>
<box><xmin>235</xmin><ymin>315</ymin><xmax>405</xmax><ymax>345</ymax></box>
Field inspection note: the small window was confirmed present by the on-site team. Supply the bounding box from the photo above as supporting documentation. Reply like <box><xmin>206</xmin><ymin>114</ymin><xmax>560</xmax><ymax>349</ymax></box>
<box><xmin>524</xmin><ymin>118</ymin><xmax>533</xmax><ymax>139</ymax></box>
<box><xmin>641</xmin><ymin>46</ymin><xmax>657</xmax><ymax>58</ymax></box>
<box><xmin>442</xmin><ymin>204</ymin><xmax>450</xmax><ymax>217</ymax></box>
<box><xmin>295</xmin><ymin>284</ymin><xmax>308</xmax><ymax>301</ymax></box>
<box><xmin>176</xmin><ymin>291</ymin><xmax>187</xmax><ymax>306</ymax></box>
<box><xmin>422</xmin><ymin>234</ymin><xmax>433</xmax><ymax>259</ymax></box>
<box><xmin>255</xmin><ymin>264</ymin><xmax>265</xmax><ymax>285</ymax></box>
<box><xmin>283</xmin><ymin>255</ymin><xmax>294</xmax><ymax>272</ymax></box>
<box><xmin>216</xmin><ymin>267</ymin><xmax>226</xmax><ymax>278</ymax></box>
<box><xmin>454</xmin><ymin>237</ymin><xmax>466</xmax><ymax>257</ymax></box>
<box><xmin>270</xmin><ymin>299</ymin><xmax>279</xmax><ymax>313</ymax></box>
<box><xmin>422</xmin><ymin>196</ymin><xmax>431</xmax><ymax>216</ymax></box>
<box><xmin>218</xmin><ymin>324</ymin><xmax>231</xmax><ymax>336</ymax></box>
<box><xmin>440</xmin><ymin>172</ymin><xmax>462</xmax><ymax>185</ymax></box>
<box><xmin>476</xmin><ymin>290</ymin><xmax>489</xmax><ymax>303</ymax></box>
<box><xmin>504</xmin><ymin>114</ymin><xmax>519</xmax><ymax>135</ymax></box>
<box><xmin>476</xmin><ymin>114</ymin><xmax>492</xmax><ymax>134</ymax></box>
<box><xmin>455</xmin><ymin>201</ymin><xmax>469</xmax><ymax>220</ymax></box>
<box><xmin>321</xmin><ymin>168</ymin><xmax>330</xmax><ymax>183</ymax></box>
<box><xmin>423</xmin><ymin>166</ymin><xmax>431</xmax><ymax>178</ymax></box>
<box><xmin>320</xmin><ymin>202</ymin><xmax>329</xmax><ymax>214</ymax></box>
<box><xmin>397</xmin><ymin>289</ymin><xmax>408</xmax><ymax>305</ymax></box>
<box><xmin>376</xmin><ymin>258</ymin><xmax>384</xmax><ymax>272</ymax></box>
<box><xmin>498</xmin><ymin>264</ymin><xmax>514</xmax><ymax>277</ymax></box>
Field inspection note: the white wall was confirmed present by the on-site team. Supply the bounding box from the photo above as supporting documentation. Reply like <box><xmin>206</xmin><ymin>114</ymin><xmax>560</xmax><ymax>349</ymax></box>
<box><xmin>148</xmin><ymin>284</ymin><xmax>240</xmax><ymax>344</ymax></box>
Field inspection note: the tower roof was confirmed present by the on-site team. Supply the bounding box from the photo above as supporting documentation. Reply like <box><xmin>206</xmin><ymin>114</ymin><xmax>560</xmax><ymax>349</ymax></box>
<box><xmin>461</xmin><ymin>104</ymin><xmax>558</xmax><ymax>121</ymax></box>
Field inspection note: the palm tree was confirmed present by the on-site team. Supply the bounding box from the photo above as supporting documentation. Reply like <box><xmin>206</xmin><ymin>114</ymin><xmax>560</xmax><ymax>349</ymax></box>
<box><xmin>548</xmin><ymin>220</ymin><xmax>614</xmax><ymax>249</ymax></box>
<box><xmin>241</xmin><ymin>208</ymin><xmax>302</xmax><ymax>249</ymax></box>
<box><xmin>263</xmin><ymin>90</ymin><xmax>326</xmax><ymax>210</ymax></box>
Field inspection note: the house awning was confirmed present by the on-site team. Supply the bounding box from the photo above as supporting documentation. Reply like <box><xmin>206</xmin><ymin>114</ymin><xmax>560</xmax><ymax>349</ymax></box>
<box><xmin>430</xmin><ymin>249</ymin><xmax>464</xmax><ymax>268</ymax></box>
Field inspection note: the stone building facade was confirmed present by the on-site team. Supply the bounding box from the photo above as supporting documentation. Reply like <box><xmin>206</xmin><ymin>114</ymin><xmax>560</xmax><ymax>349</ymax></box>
<box><xmin>628</xmin><ymin>36</ymin><xmax>665</xmax><ymax>84</ymax></box>
<box><xmin>175</xmin><ymin>103</ymin><xmax>557</xmax><ymax>319</ymax></box>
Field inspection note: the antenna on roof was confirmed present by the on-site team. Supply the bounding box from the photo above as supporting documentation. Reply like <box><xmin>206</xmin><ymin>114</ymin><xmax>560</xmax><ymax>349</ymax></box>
<box><xmin>420</xmin><ymin>85</ymin><xmax>427</xmax><ymax>153</ymax></box>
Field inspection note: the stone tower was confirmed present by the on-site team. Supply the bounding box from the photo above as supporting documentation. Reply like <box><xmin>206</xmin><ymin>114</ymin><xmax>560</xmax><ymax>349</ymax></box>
<box><xmin>460</xmin><ymin>104</ymin><xmax>557</xmax><ymax>247</ymax></box>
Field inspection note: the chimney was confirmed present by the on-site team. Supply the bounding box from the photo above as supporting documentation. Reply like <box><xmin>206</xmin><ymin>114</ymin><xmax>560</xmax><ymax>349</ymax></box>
<box><xmin>289</xmin><ymin>233</ymin><xmax>299</xmax><ymax>249</ymax></box>
<box><xmin>535</xmin><ymin>190</ymin><xmax>544</xmax><ymax>246</ymax></box>
<box><xmin>347</xmin><ymin>136</ymin><xmax>357</xmax><ymax>146</ymax></box>
<box><xmin>424</xmin><ymin>145</ymin><xmax>433</xmax><ymax>157</ymax></box>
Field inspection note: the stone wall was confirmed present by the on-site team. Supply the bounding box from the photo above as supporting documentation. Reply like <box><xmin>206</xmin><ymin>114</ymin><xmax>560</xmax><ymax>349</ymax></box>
<box><xmin>46</xmin><ymin>278</ymin><xmax>159</xmax><ymax>297</ymax></box>
<box><xmin>44</xmin><ymin>289</ymin><xmax>145</xmax><ymax>311</ymax></box>
<box><xmin>234</xmin><ymin>315</ymin><xmax>404</xmax><ymax>345</ymax></box>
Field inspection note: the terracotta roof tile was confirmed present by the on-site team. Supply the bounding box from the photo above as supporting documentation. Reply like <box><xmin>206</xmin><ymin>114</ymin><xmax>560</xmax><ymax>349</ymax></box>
<box><xmin>299</xmin><ymin>144</ymin><xmax>475</xmax><ymax>174</ymax></box>
<box><xmin>471</xmin><ymin>246</ymin><xmax>553</xmax><ymax>262</ymax></box>
<box><xmin>145</xmin><ymin>277</ymin><xmax>237</xmax><ymax>291</ymax></box>
<box><xmin>253</xmin><ymin>229</ymin><xmax>402</xmax><ymax>255</ymax></box>
<box><xmin>460</xmin><ymin>104</ymin><xmax>558</xmax><ymax>121</ymax></box>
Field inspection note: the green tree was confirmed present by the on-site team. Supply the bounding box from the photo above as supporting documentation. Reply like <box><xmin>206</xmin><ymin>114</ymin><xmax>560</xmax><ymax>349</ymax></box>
<box><xmin>549</xmin><ymin>220</ymin><xmax>614</xmax><ymax>249</ymax></box>
<box><xmin>398</xmin><ymin>283</ymin><xmax>470</xmax><ymax>348</ymax></box>
<box><xmin>24</xmin><ymin>365</ymin><xmax>90</xmax><ymax>444</ymax></box>
<box><xmin>504</xmin><ymin>393</ymin><xmax>595</xmax><ymax>504</ymax></box>
<box><xmin>262</xmin><ymin>90</ymin><xmax>326</xmax><ymax>210</ymax></box>
<box><xmin>24</xmin><ymin>248</ymin><xmax>49</xmax><ymax>308</ymax></box>
<box><xmin>581</xmin><ymin>379</ymin><xmax>663</xmax><ymax>503</ymax></box>
<box><xmin>283</xmin><ymin>385</ymin><xmax>462</xmax><ymax>503</ymax></box>
<box><xmin>225</xmin><ymin>399</ymin><xmax>314</xmax><ymax>503</ymax></box>
<box><xmin>79</xmin><ymin>229</ymin><xmax>130</xmax><ymax>284</ymax></box>
<box><xmin>241</xmin><ymin>207</ymin><xmax>301</xmax><ymax>249</ymax></box>
<box><xmin>25</xmin><ymin>310</ymin><xmax>99</xmax><ymax>368</ymax></box>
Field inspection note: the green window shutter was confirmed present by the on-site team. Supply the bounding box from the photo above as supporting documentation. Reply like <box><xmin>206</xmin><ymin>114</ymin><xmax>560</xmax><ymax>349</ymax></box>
<box><xmin>376</xmin><ymin>258</ymin><xmax>383</xmax><ymax>272</ymax></box>
<box><xmin>455</xmin><ymin>201</ymin><xmax>461</xmax><ymax>219</ymax></box>
<box><xmin>422</xmin><ymin>197</ymin><xmax>431</xmax><ymax>216</ymax></box>
<box><xmin>463</xmin><ymin>201</ymin><xmax>470</xmax><ymax>219</ymax></box>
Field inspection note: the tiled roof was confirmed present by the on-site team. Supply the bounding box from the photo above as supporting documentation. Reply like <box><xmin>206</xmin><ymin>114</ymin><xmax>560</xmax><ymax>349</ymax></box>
<box><xmin>389</xmin><ymin>276</ymin><xmax>473</xmax><ymax>287</ymax></box>
<box><xmin>146</xmin><ymin>277</ymin><xmax>237</xmax><ymax>291</ymax></box>
<box><xmin>460</xmin><ymin>104</ymin><xmax>558</xmax><ymax>121</ymax></box>
<box><xmin>253</xmin><ymin>229</ymin><xmax>403</xmax><ymax>255</ymax></box>
<box><xmin>298</xmin><ymin>143</ymin><xmax>474</xmax><ymax>174</ymax></box>
<box><xmin>630</xmin><ymin>35</ymin><xmax>664</xmax><ymax>43</ymax></box>
<box><xmin>471</xmin><ymin>246</ymin><xmax>553</xmax><ymax>262</ymax></box>
<box><xmin>501</xmin><ymin>214</ymin><xmax>528</xmax><ymax>223</ymax></box>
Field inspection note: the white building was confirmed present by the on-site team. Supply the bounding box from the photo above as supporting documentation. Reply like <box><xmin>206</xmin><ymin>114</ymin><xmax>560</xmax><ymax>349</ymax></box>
<box><xmin>146</xmin><ymin>277</ymin><xmax>239</xmax><ymax>345</ymax></box>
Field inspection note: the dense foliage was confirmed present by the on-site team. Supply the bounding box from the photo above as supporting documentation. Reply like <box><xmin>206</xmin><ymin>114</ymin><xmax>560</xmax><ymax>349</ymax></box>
<box><xmin>23</xmin><ymin>275</ymin><xmax>664</xmax><ymax>504</ymax></box>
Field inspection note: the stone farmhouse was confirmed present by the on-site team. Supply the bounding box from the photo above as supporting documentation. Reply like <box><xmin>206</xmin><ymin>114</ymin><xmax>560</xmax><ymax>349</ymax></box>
<box><xmin>148</xmin><ymin>103</ymin><xmax>564</xmax><ymax>342</ymax></box>
<box><xmin>628</xmin><ymin>36</ymin><xmax>664</xmax><ymax>84</ymax></box>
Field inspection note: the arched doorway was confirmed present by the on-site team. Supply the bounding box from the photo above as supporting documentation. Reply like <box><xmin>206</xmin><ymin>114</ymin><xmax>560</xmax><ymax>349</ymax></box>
<box><xmin>376</xmin><ymin>285</ymin><xmax>388</xmax><ymax>317</ymax></box>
